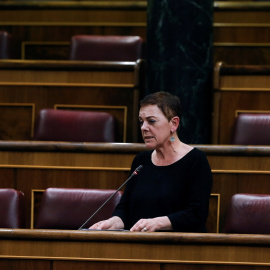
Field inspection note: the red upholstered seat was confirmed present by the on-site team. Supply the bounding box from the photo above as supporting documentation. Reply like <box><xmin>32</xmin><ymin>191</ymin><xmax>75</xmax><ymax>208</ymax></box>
<box><xmin>0</xmin><ymin>31</ymin><xmax>13</xmax><ymax>59</ymax></box>
<box><xmin>232</xmin><ymin>113</ymin><xmax>270</xmax><ymax>145</ymax></box>
<box><xmin>69</xmin><ymin>35</ymin><xmax>143</xmax><ymax>61</ymax></box>
<box><xmin>35</xmin><ymin>188</ymin><xmax>122</xmax><ymax>229</ymax></box>
<box><xmin>0</xmin><ymin>189</ymin><xmax>25</xmax><ymax>228</ymax></box>
<box><xmin>224</xmin><ymin>193</ymin><xmax>270</xmax><ymax>234</ymax></box>
<box><xmin>33</xmin><ymin>109</ymin><xmax>115</xmax><ymax>142</ymax></box>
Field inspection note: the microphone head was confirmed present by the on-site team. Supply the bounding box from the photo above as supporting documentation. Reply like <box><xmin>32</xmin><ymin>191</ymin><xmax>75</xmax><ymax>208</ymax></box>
<box><xmin>135</xmin><ymin>165</ymin><xmax>143</xmax><ymax>173</ymax></box>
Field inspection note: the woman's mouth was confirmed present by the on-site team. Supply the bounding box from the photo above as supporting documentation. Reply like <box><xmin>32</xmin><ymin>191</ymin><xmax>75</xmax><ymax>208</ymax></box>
<box><xmin>144</xmin><ymin>136</ymin><xmax>154</xmax><ymax>141</ymax></box>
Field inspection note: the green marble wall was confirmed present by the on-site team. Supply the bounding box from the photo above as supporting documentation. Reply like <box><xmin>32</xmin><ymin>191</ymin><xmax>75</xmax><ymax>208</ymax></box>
<box><xmin>145</xmin><ymin>0</ymin><xmax>213</xmax><ymax>144</ymax></box>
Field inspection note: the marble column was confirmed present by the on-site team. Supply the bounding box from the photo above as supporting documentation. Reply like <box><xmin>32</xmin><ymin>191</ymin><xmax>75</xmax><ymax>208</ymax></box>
<box><xmin>145</xmin><ymin>0</ymin><xmax>213</xmax><ymax>144</ymax></box>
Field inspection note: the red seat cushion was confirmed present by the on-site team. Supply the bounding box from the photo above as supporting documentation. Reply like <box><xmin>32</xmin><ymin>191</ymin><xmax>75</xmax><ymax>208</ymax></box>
<box><xmin>69</xmin><ymin>35</ymin><xmax>143</xmax><ymax>61</ymax></box>
<box><xmin>35</xmin><ymin>188</ymin><xmax>122</xmax><ymax>229</ymax></box>
<box><xmin>33</xmin><ymin>109</ymin><xmax>115</xmax><ymax>142</ymax></box>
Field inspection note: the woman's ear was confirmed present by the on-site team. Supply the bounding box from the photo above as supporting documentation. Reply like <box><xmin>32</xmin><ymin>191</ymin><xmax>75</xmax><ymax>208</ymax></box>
<box><xmin>170</xmin><ymin>116</ymin><xmax>180</xmax><ymax>132</ymax></box>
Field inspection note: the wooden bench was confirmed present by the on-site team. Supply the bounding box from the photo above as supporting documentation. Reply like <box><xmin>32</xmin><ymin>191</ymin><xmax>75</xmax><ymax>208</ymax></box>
<box><xmin>212</xmin><ymin>61</ymin><xmax>270</xmax><ymax>144</ymax></box>
<box><xmin>0</xmin><ymin>1</ymin><xmax>147</xmax><ymax>59</ymax></box>
<box><xmin>1</xmin><ymin>1</ymin><xmax>270</xmax><ymax>64</ymax></box>
<box><xmin>0</xmin><ymin>59</ymin><xmax>144</xmax><ymax>142</ymax></box>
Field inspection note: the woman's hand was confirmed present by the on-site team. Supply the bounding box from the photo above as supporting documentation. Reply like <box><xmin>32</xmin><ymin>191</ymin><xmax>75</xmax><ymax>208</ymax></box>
<box><xmin>89</xmin><ymin>216</ymin><xmax>124</xmax><ymax>230</ymax></box>
<box><xmin>130</xmin><ymin>216</ymin><xmax>172</xmax><ymax>232</ymax></box>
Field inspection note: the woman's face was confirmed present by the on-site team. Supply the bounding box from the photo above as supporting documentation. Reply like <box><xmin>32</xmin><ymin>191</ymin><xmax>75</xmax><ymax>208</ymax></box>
<box><xmin>139</xmin><ymin>104</ymin><xmax>174</xmax><ymax>149</ymax></box>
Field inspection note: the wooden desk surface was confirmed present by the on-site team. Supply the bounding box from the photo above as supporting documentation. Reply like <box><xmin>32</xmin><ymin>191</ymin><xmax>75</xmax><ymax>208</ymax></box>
<box><xmin>1</xmin><ymin>229</ymin><xmax>270</xmax><ymax>270</ymax></box>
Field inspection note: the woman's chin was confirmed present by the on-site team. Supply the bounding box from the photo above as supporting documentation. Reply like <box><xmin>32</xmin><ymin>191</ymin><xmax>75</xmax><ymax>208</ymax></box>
<box><xmin>144</xmin><ymin>142</ymin><xmax>155</xmax><ymax>149</ymax></box>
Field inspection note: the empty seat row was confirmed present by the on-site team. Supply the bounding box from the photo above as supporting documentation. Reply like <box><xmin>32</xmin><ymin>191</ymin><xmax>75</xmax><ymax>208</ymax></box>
<box><xmin>0</xmin><ymin>188</ymin><xmax>122</xmax><ymax>230</ymax></box>
<box><xmin>33</xmin><ymin>110</ymin><xmax>270</xmax><ymax>144</ymax></box>
<box><xmin>2</xmin><ymin>188</ymin><xmax>270</xmax><ymax>234</ymax></box>
<box><xmin>0</xmin><ymin>31</ymin><xmax>144</xmax><ymax>61</ymax></box>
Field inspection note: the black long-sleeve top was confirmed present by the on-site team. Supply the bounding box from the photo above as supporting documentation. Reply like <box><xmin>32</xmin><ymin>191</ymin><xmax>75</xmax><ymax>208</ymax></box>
<box><xmin>112</xmin><ymin>148</ymin><xmax>213</xmax><ymax>232</ymax></box>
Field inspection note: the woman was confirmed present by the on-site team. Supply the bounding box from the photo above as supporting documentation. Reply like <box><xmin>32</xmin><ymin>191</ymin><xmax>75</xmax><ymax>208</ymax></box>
<box><xmin>90</xmin><ymin>91</ymin><xmax>212</xmax><ymax>232</ymax></box>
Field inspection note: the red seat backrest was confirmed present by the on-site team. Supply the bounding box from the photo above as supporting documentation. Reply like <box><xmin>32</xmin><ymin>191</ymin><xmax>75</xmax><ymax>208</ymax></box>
<box><xmin>232</xmin><ymin>113</ymin><xmax>270</xmax><ymax>145</ymax></box>
<box><xmin>69</xmin><ymin>35</ymin><xmax>143</xmax><ymax>61</ymax></box>
<box><xmin>0</xmin><ymin>188</ymin><xmax>25</xmax><ymax>228</ymax></box>
<box><xmin>35</xmin><ymin>188</ymin><xmax>122</xmax><ymax>229</ymax></box>
<box><xmin>224</xmin><ymin>193</ymin><xmax>270</xmax><ymax>234</ymax></box>
<box><xmin>33</xmin><ymin>109</ymin><xmax>116</xmax><ymax>142</ymax></box>
<box><xmin>0</xmin><ymin>31</ymin><xmax>13</xmax><ymax>59</ymax></box>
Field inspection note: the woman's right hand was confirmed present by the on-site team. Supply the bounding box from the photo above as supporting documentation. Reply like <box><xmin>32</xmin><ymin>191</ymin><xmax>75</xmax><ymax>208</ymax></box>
<box><xmin>89</xmin><ymin>216</ymin><xmax>124</xmax><ymax>230</ymax></box>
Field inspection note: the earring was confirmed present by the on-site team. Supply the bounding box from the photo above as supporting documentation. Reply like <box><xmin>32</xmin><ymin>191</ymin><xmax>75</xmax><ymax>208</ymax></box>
<box><xmin>170</xmin><ymin>130</ymin><xmax>175</xmax><ymax>142</ymax></box>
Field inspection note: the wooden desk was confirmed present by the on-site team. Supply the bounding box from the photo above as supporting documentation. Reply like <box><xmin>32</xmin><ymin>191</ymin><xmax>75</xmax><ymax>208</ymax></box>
<box><xmin>1</xmin><ymin>229</ymin><xmax>270</xmax><ymax>270</ymax></box>
<box><xmin>0</xmin><ymin>59</ymin><xmax>144</xmax><ymax>142</ymax></box>
<box><xmin>0</xmin><ymin>141</ymin><xmax>270</xmax><ymax>231</ymax></box>
<box><xmin>212</xmin><ymin>61</ymin><xmax>270</xmax><ymax>144</ymax></box>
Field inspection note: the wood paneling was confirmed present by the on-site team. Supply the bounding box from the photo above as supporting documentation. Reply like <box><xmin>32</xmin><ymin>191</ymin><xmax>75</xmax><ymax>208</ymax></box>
<box><xmin>0</xmin><ymin>141</ymin><xmax>269</xmax><ymax>231</ymax></box>
<box><xmin>213</xmin><ymin>1</ymin><xmax>270</xmax><ymax>64</ymax></box>
<box><xmin>0</xmin><ymin>60</ymin><xmax>144</xmax><ymax>142</ymax></box>
<box><xmin>1</xmin><ymin>1</ymin><xmax>270</xmax><ymax>64</ymax></box>
<box><xmin>0</xmin><ymin>1</ymin><xmax>147</xmax><ymax>59</ymax></box>
<box><xmin>0</xmin><ymin>103</ymin><xmax>34</xmax><ymax>140</ymax></box>
<box><xmin>212</xmin><ymin>62</ymin><xmax>270</xmax><ymax>144</ymax></box>
<box><xmin>1</xmin><ymin>229</ymin><xmax>270</xmax><ymax>270</ymax></box>
<box><xmin>0</xmin><ymin>260</ymin><xmax>50</xmax><ymax>270</ymax></box>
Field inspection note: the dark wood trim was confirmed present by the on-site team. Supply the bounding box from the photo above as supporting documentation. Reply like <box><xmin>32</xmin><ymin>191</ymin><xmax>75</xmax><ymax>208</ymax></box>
<box><xmin>216</xmin><ymin>61</ymin><xmax>270</xmax><ymax>76</ymax></box>
<box><xmin>1</xmin><ymin>229</ymin><xmax>270</xmax><ymax>246</ymax></box>
<box><xmin>0</xmin><ymin>59</ymin><xmax>143</xmax><ymax>72</ymax></box>
<box><xmin>214</xmin><ymin>1</ymin><xmax>270</xmax><ymax>11</ymax></box>
<box><xmin>0</xmin><ymin>141</ymin><xmax>270</xmax><ymax>156</ymax></box>
<box><xmin>0</xmin><ymin>1</ymin><xmax>147</xmax><ymax>10</ymax></box>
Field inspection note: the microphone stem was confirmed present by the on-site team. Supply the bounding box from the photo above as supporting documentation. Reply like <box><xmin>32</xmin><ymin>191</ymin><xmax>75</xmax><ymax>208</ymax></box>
<box><xmin>78</xmin><ymin>172</ymin><xmax>136</xmax><ymax>230</ymax></box>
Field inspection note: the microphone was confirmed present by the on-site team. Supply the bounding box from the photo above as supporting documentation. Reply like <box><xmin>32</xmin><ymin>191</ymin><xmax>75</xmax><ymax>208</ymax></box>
<box><xmin>78</xmin><ymin>165</ymin><xmax>143</xmax><ymax>230</ymax></box>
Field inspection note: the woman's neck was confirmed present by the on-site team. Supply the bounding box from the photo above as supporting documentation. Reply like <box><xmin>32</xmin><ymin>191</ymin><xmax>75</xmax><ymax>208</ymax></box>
<box><xmin>152</xmin><ymin>140</ymin><xmax>193</xmax><ymax>166</ymax></box>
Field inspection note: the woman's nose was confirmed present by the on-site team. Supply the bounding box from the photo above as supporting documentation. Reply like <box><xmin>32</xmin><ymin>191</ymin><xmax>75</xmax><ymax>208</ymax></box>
<box><xmin>141</xmin><ymin>121</ymin><xmax>148</xmax><ymax>130</ymax></box>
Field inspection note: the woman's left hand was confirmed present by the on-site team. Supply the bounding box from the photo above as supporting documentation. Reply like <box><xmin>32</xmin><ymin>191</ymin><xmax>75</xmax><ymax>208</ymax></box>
<box><xmin>130</xmin><ymin>216</ymin><xmax>172</xmax><ymax>232</ymax></box>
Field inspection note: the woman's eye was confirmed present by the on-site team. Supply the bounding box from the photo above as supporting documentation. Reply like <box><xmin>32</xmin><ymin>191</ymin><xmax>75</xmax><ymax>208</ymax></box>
<box><xmin>139</xmin><ymin>119</ymin><xmax>156</xmax><ymax>126</ymax></box>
